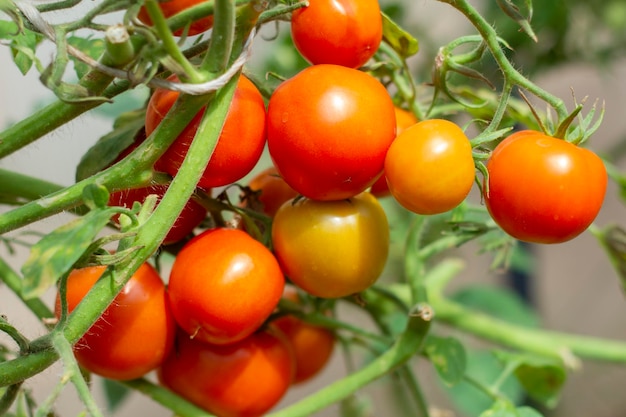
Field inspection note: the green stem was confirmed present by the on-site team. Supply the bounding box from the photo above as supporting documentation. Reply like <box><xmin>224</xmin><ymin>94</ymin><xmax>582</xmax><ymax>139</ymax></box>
<box><xmin>122</xmin><ymin>379</ymin><xmax>213</xmax><ymax>417</ymax></box>
<box><xmin>201</xmin><ymin>0</ymin><xmax>235</xmax><ymax>74</ymax></box>
<box><xmin>0</xmin><ymin>257</ymin><xmax>54</xmax><ymax>320</ymax></box>
<box><xmin>0</xmin><ymin>169</ymin><xmax>64</xmax><ymax>202</ymax></box>
<box><xmin>0</xmin><ymin>381</ymin><xmax>22</xmax><ymax>416</ymax></box>
<box><xmin>266</xmin><ymin>304</ymin><xmax>433</xmax><ymax>417</ymax></box>
<box><xmin>398</xmin><ymin>366</ymin><xmax>430</xmax><ymax>417</ymax></box>
<box><xmin>404</xmin><ymin>216</ymin><xmax>428</xmax><ymax>304</ymax></box>
<box><xmin>438</xmin><ymin>0</ymin><xmax>567</xmax><ymax>121</ymax></box>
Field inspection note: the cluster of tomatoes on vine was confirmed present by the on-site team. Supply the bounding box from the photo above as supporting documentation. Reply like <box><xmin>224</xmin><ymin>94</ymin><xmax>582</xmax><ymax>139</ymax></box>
<box><xmin>58</xmin><ymin>0</ymin><xmax>609</xmax><ymax>415</ymax></box>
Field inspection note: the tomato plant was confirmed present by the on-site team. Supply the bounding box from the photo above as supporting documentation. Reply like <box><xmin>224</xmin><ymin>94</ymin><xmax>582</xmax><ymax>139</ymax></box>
<box><xmin>484</xmin><ymin>130</ymin><xmax>608</xmax><ymax>244</ymax></box>
<box><xmin>159</xmin><ymin>326</ymin><xmax>295</xmax><ymax>417</ymax></box>
<box><xmin>267</xmin><ymin>64</ymin><xmax>396</xmax><ymax>201</ymax></box>
<box><xmin>167</xmin><ymin>228</ymin><xmax>285</xmax><ymax>345</ymax></box>
<box><xmin>54</xmin><ymin>264</ymin><xmax>176</xmax><ymax>381</ymax></box>
<box><xmin>290</xmin><ymin>0</ymin><xmax>383</xmax><ymax>68</ymax></box>
<box><xmin>145</xmin><ymin>74</ymin><xmax>266</xmax><ymax>189</ymax></box>
<box><xmin>244</xmin><ymin>166</ymin><xmax>298</xmax><ymax>217</ymax></box>
<box><xmin>384</xmin><ymin>119</ymin><xmax>475</xmax><ymax>214</ymax></box>
<box><xmin>137</xmin><ymin>0</ymin><xmax>214</xmax><ymax>36</ymax></box>
<box><xmin>271</xmin><ymin>192</ymin><xmax>389</xmax><ymax>298</ymax></box>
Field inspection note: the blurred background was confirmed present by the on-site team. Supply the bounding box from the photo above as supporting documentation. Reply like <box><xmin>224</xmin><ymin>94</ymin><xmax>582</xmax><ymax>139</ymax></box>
<box><xmin>2</xmin><ymin>0</ymin><xmax>626</xmax><ymax>416</ymax></box>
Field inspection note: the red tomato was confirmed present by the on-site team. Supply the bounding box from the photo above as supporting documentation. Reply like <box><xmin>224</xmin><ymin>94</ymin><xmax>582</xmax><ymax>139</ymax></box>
<box><xmin>384</xmin><ymin>119</ymin><xmax>475</xmax><ymax>215</ymax></box>
<box><xmin>271</xmin><ymin>192</ymin><xmax>389</xmax><ymax>298</ymax></box>
<box><xmin>167</xmin><ymin>228</ymin><xmax>285</xmax><ymax>345</ymax></box>
<box><xmin>370</xmin><ymin>106</ymin><xmax>419</xmax><ymax>197</ymax></box>
<box><xmin>109</xmin><ymin>185</ymin><xmax>207</xmax><ymax>245</ymax></box>
<box><xmin>273</xmin><ymin>288</ymin><xmax>335</xmax><ymax>384</ymax></box>
<box><xmin>159</xmin><ymin>326</ymin><xmax>295</xmax><ymax>417</ymax></box>
<box><xmin>290</xmin><ymin>0</ymin><xmax>383</xmax><ymax>68</ymax></box>
<box><xmin>267</xmin><ymin>64</ymin><xmax>396</xmax><ymax>201</ymax></box>
<box><xmin>245</xmin><ymin>166</ymin><xmax>299</xmax><ymax>217</ymax></box>
<box><xmin>137</xmin><ymin>0</ymin><xmax>214</xmax><ymax>36</ymax></box>
<box><xmin>484</xmin><ymin>130</ymin><xmax>607</xmax><ymax>244</ymax></box>
<box><xmin>54</xmin><ymin>264</ymin><xmax>176</xmax><ymax>380</ymax></box>
<box><xmin>145</xmin><ymin>74</ymin><xmax>267</xmax><ymax>189</ymax></box>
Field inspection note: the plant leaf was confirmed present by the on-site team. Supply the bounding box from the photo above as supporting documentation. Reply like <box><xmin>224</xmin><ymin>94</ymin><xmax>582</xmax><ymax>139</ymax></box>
<box><xmin>424</xmin><ymin>335</ymin><xmax>467</xmax><ymax>386</ymax></box>
<box><xmin>381</xmin><ymin>12</ymin><xmax>419</xmax><ymax>58</ymax></box>
<box><xmin>21</xmin><ymin>208</ymin><xmax>115</xmax><ymax>299</ymax></box>
<box><xmin>67</xmin><ymin>36</ymin><xmax>105</xmax><ymax>79</ymax></box>
<box><xmin>102</xmin><ymin>378</ymin><xmax>130</xmax><ymax>412</ymax></box>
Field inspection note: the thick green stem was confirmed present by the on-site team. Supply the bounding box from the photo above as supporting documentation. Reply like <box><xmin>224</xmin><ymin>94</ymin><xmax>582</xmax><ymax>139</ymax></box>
<box><xmin>267</xmin><ymin>304</ymin><xmax>433</xmax><ymax>417</ymax></box>
<box><xmin>0</xmin><ymin>169</ymin><xmax>64</xmax><ymax>202</ymax></box>
<box><xmin>201</xmin><ymin>0</ymin><xmax>235</xmax><ymax>74</ymax></box>
<box><xmin>438</xmin><ymin>0</ymin><xmax>568</xmax><ymax>121</ymax></box>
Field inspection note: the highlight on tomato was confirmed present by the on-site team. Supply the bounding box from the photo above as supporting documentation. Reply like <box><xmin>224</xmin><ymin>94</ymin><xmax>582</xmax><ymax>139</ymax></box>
<box><xmin>158</xmin><ymin>326</ymin><xmax>295</xmax><ymax>417</ymax></box>
<box><xmin>267</xmin><ymin>64</ymin><xmax>396</xmax><ymax>201</ymax></box>
<box><xmin>290</xmin><ymin>0</ymin><xmax>383</xmax><ymax>68</ymax></box>
<box><xmin>109</xmin><ymin>185</ymin><xmax>207</xmax><ymax>245</ymax></box>
<box><xmin>145</xmin><ymin>74</ymin><xmax>267</xmax><ymax>189</ymax></box>
<box><xmin>167</xmin><ymin>228</ymin><xmax>285</xmax><ymax>345</ymax></box>
<box><xmin>271</xmin><ymin>192</ymin><xmax>389</xmax><ymax>298</ymax></box>
<box><xmin>384</xmin><ymin>119</ymin><xmax>475</xmax><ymax>215</ymax></box>
<box><xmin>54</xmin><ymin>263</ymin><xmax>176</xmax><ymax>381</ymax></box>
<box><xmin>137</xmin><ymin>0</ymin><xmax>214</xmax><ymax>36</ymax></box>
<box><xmin>370</xmin><ymin>106</ymin><xmax>420</xmax><ymax>197</ymax></box>
<box><xmin>483</xmin><ymin>130</ymin><xmax>608</xmax><ymax>244</ymax></box>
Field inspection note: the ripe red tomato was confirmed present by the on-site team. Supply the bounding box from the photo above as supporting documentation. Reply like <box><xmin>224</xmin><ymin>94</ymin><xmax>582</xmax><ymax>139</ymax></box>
<box><xmin>159</xmin><ymin>326</ymin><xmax>294</xmax><ymax>417</ymax></box>
<box><xmin>137</xmin><ymin>0</ymin><xmax>214</xmax><ymax>36</ymax></box>
<box><xmin>109</xmin><ymin>185</ymin><xmax>207</xmax><ymax>245</ymax></box>
<box><xmin>267</xmin><ymin>64</ymin><xmax>396</xmax><ymax>201</ymax></box>
<box><xmin>484</xmin><ymin>130</ymin><xmax>607</xmax><ymax>244</ymax></box>
<box><xmin>245</xmin><ymin>166</ymin><xmax>299</xmax><ymax>217</ymax></box>
<box><xmin>384</xmin><ymin>119</ymin><xmax>475</xmax><ymax>215</ymax></box>
<box><xmin>271</xmin><ymin>192</ymin><xmax>389</xmax><ymax>298</ymax></box>
<box><xmin>273</xmin><ymin>289</ymin><xmax>335</xmax><ymax>384</ymax></box>
<box><xmin>167</xmin><ymin>228</ymin><xmax>285</xmax><ymax>345</ymax></box>
<box><xmin>290</xmin><ymin>0</ymin><xmax>383</xmax><ymax>68</ymax></box>
<box><xmin>54</xmin><ymin>264</ymin><xmax>176</xmax><ymax>380</ymax></box>
<box><xmin>370</xmin><ymin>106</ymin><xmax>419</xmax><ymax>197</ymax></box>
<box><xmin>145</xmin><ymin>74</ymin><xmax>267</xmax><ymax>189</ymax></box>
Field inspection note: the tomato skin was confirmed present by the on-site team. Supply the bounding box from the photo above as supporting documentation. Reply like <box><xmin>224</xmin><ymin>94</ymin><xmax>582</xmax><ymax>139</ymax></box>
<box><xmin>159</xmin><ymin>326</ymin><xmax>295</xmax><ymax>417</ymax></box>
<box><xmin>54</xmin><ymin>264</ymin><xmax>176</xmax><ymax>381</ymax></box>
<box><xmin>484</xmin><ymin>130</ymin><xmax>607</xmax><ymax>244</ymax></box>
<box><xmin>271</xmin><ymin>192</ymin><xmax>389</xmax><ymax>298</ymax></box>
<box><xmin>109</xmin><ymin>185</ymin><xmax>207</xmax><ymax>245</ymax></box>
<box><xmin>137</xmin><ymin>0</ymin><xmax>214</xmax><ymax>36</ymax></box>
<box><xmin>290</xmin><ymin>0</ymin><xmax>382</xmax><ymax>68</ymax></box>
<box><xmin>145</xmin><ymin>74</ymin><xmax>267</xmax><ymax>189</ymax></box>
<box><xmin>246</xmin><ymin>167</ymin><xmax>299</xmax><ymax>217</ymax></box>
<box><xmin>384</xmin><ymin>119</ymin><xmax>475</xmax><ymax>215</ymax></box>
<box><xmin>267</xmin><ymin>64</ymin><xmax>396</xmax><ymax>201</ymax></box>
<box><xmin>370</xmin><ymin>106</ymin><xmax>419</xmax><ymax>197</ymax></box>
<box><xmin>168</xmin><ymin>228</ymin><xmax>285</xmax><ymax>345</ymax></box>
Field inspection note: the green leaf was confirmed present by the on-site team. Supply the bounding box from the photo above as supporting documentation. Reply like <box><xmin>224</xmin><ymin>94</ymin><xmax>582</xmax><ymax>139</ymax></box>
<box><xmin>75</xmin><ymin>108</ymin><xmax>146</xmax><ymax>181</ymax></box>
<box><xmin>423</xmin><ymin>335</ymin><xmax>467</xmax><ymax>386</ymax></box>
<box><xmin>496</xmin><ymin>351</ymin><xmax>566</xmax><ymax>408</ymax></box>
<box><xmin>479</xmin><ymin>399</ymin><xmax>517</xmax><ymax>417</ymax></box>
<box><xmin>450</xmin><ymin>284</ymin><xmax>540</xmax><ymax>328</ymax></box>
<box><xmin>0</xmin><ymin>20</ymin><xmax>18</xmax><ymax>39</ymax></box>
<box><xmin>381</xmin><ymin>12</ymin><xmax>419</xmax><ymax>58</ymax></box>
<box><xmin>102</xmin><ymin>378</ymin><xmax>130</xmax><ymax>412</ymax></box>
<box><xmin>7</xmin><ymin>23</ymin><xmax>43</xmax><ymax>75</ymax></box>
<box><xmin>21</xmin><ymin>208</ymin><xmax>115</xmax><ymax>299</ymax></box>
<box><xmin>517</xmin><ymin>406</ymin><xmax>545</xmax><ymax>417</ymax></box>
<box><xmin>67</xmin><ymin>36</ymin><xmax>106</xmax><ymax>79</ymax></box>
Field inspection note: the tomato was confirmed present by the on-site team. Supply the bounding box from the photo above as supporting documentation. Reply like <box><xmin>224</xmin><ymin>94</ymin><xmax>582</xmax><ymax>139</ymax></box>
<box><xmin>271</xmin><ymin>192</ymin><xmax>389</xmax><ymax>298</ymax></box>
<box><xmin>370</xmin><ymin>106</ymin><xmax>419</xmax><ymax>197</ymax></box>
<box><xmin>484</xmin><ymin>130</ymin><xmax>607</xmax><ymax>244</ymax></box>
<box><xmin>109</xmin><ymin>185</ymin><xmax>207</xmax><ymax>245</ymax></box>
<box><xmin>245</xmin><ymin>166</ymin><xmax>299</xmax><ymax>217</ymax></box>
<box><xmin>159</xmin><ymin>326</ymin><xmax>294</xmax><ymax>417</ymax></box>
<box><xmin>267</xmin><ymin>64</ymin><xmax>396</xmax><ymax>201</ymax></box>
<box><xmin>54</xmin><ymin>264</ymin><xmax>176</xmax><ymax>380</ymax></box>
<box><xmin>137</xmin><ymin>0</ymin><xmax>214</xmax><ymax>36</ymax></box>
<box><xmin>273</xmin><ymin>288</ymin><xmax>335</xmax><ymax>384</ymax></box>
<box><xmin>168</xmin><ymin>228</ymin><xmax>285</xmax><ymax>345</ymax></box>
<box><xmin>384</xmin><ymin>119</ymin><xmax>474</xmax><ymax>215</ymax></box>
<box><xmin>145</xmin><ymin>74</ymin><xmax>267</xmax><ymax>189</ymax></box>
<box><xmin>290</xmin><ymin>0</ymin><xmax>382</xmax><ymax>68</ymax></box>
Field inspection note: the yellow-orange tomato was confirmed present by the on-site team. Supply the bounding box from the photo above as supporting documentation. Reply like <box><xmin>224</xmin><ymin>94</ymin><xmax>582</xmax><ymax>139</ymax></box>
<box><xmin>370</xmin><ymin>106</ymin><xmax>419</xmax><ymax>197</ymax></box>
<box><xmin>384</xmin><ymin>119</ymin><xmax>475</xmax><ymax>215</ymax></box>
<box><xmin>55</xmin><ymin>264</ymin><xmax>176</xmax><ymax>380</ymax></box>
<box><xmin>271</xmin><ymin>192</ymin><xmax>389</xmax><ymax>298</ymax></box>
